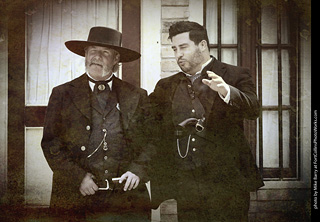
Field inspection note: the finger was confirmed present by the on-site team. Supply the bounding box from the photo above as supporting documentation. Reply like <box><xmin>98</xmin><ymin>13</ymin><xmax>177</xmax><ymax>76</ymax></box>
<box><xmin>217</xmin><ymin>83</ymin><xmax>225</xmax><ymax>88</ymax></box>
<box><xmin>89</xmin><ymin>187</ymin><xmax>96</xmax><ymax>195</ymax></box>
<box><xmin>133</xmin><ymin>177</ymin><xmax>140</xmax><ymax>189</ymax></box>
<box><xmin>202</xmin><ymin>79</ymin><xmax>211</xmax><ymax>85</ymax></box>
<box><xmin>80</xmin><ymin>188</ymin><xmax>87</xmax><ymax>196</ymax></box>
<box><xmin>209</xmin><ymin>74</ymin><xmax>220</xmax><ymax>80</ymax></box>
<box><xmin>211</xmin><ymin>79</ymin><xmax>223</xmax><ymax>85</ymax></box>
<box><xmin>119</xmin><ymin>172</ymin><xmax>128</xmax><ymax>184</ymax></box>
<box><xmin>92</xmin><ymin>182</ymin><xmax>99</xmax><ymax>191</ymax></box>
<box><xmin>123</xmin><ymin>176</ymin><xmax>132</xmax><ymax>191</ymax></box>
<box><xmin>207</xmin><ymin>70</ymin><xmax>214</xmax><ymax>75</ymax></box>
<box><xmin>86</xmin><ymin>186</ymin><xmax>94</xmax><ymax>195</ymax></box>
<box><xmin>207</xmin><ymin>71</ymin><xmax>220</xmax><ymax>79</ymax></box>
<box><xmin>83</xmin><ymin>188</ymin><xmax>91</xmax><ymax>196</ymax></box>
<box><xmin>203</xmin><ymin>78</ymin><xmax>220</xmax><ymax>88</ymax></box>
<box><xmin>128</xmin><ymin>177</ymin><xmax>136</xmax><ymax>191</ymax></box>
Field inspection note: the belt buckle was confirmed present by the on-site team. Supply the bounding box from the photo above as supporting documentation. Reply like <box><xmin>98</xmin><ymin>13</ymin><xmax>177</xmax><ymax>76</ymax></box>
<box><xmin>98</xmin><ymin>179</ymin><xmax>113</xmax><ymax>191</ymax></box>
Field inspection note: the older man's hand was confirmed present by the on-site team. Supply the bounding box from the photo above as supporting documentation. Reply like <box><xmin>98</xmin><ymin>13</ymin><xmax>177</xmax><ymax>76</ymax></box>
<box><xmin>119</xmin><ymin>171</ymin><xmax>140</xmax><ymax>191</ymax></box>
<box><xmin>79</xmin><ymin>172</ymin><xmax>98</xmax><ymax>196</ymax></box>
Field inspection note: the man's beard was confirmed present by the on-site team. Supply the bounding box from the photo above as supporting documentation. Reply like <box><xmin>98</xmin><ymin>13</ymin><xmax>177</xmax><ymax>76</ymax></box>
<box><xmin>85</xmin><ymin>59</ymin><xmax>112</xmax><ymax>78</ymax></box>
<box><xmin>178</xmin><ymin>48</ymin><xmax>204</xmax><ymax>74</ymax></box>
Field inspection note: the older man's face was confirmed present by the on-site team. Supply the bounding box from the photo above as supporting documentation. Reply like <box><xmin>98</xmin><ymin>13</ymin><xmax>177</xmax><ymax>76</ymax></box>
<box><xmin>85</xmin><ymin>46</ymin><xmax>119</xmax><ymax>80</ymax></box>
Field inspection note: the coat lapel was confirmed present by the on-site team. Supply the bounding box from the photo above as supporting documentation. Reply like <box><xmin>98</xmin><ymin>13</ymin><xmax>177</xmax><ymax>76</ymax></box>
<box><xmin>170</xmin><ymin>72</ymin><xmax>186</xmax><ymax>101</ymax></box>
<box><xmin>112</xmin><ymin>77</ymin><xmax>140</xmax><ymax>129</ymax></box>
<box><xmin>69</xmin><ymin>74</ymin><xmax>92</xmax><ymax>121</ymax></box>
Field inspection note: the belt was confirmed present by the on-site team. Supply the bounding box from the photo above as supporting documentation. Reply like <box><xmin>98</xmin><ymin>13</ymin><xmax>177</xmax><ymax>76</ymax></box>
<box><xmin>95</xmin><ymin>177</ymin><xmax>122</xmax><ymax>191</ymax></box>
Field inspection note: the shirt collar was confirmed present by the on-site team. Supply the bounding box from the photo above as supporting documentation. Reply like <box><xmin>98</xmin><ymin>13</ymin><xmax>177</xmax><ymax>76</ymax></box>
<box><xmin>86</xmin><ymin>72</ymin><xmax>114</xmax><ymax>91</ymax></box>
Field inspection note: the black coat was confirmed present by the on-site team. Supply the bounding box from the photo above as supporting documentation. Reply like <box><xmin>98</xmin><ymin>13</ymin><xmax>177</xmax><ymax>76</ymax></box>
<box><xmin>149</xmin><ymin>58</ymin><xmax>264</xmax><ymax>209</ymax></box>
<box><xmin>41</xmin><ymin>74</ymin><xmax>150</xmax><ymax>210</ymax></box>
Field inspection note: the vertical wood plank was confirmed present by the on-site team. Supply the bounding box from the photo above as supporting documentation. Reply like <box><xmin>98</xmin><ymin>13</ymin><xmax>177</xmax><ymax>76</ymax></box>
<box><xmin>122</xmin><ymin>0</ymin><xmax>141</xmax><ymax>87</ymax></box>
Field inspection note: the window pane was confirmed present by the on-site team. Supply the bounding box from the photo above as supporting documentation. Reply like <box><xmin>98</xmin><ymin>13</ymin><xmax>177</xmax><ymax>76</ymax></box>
<box><xmin>261</xmin><ymin>2</ymin><xmax>277</xmax><ymax>44</ymax></box>
<box><xmin>26</xmin><ymin>0</ymin><xmax>119</xmax><ymax>105</ymax></box>
<box><xmin>263</xmin><ymin>111</ymin><xmax>279</xmax><ymax>168</ymax></box>
<box><xmin>206</xmin><ymin>0</ymin><xmax>218</xmax><ymax>45</ymax></box>
<box><xmin>282</xmin><ymin>110</ymin><xmax>290</xmax><ymax>168</ymax></box>
<box><xmin>210</xmin><ymin>48</ymin><xmax>218</xmax><ymax>58</ymax></box>
<box><xmin>281</xmin><ymin>5</ymin><xmax>289</xmax><ymax>44</ymax></box>
<box><xmin>262</xmin><ymin>49</ymin><xmax>278</xmax><ymax>106</ymax></box>
<box><xmin>221</xmin><ymin>0</ymin><xmax>237</xmax><ymax>44</ymax></box>
<box><xmin>282</xmin><ymin>49</ymin><xmax>290</xmax><ymax>106</ymax></box>
<box><xmin>221</xmin><ymin>49</ymin><xmax>237</xmax><ymax>66</ymax></box>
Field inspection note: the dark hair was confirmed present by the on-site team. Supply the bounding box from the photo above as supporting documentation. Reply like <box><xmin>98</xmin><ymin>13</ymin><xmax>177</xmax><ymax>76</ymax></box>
<box><xmin>168</xmin><ymin>21</ymin><xmax>210</xmax><ymax>49</ymax></box>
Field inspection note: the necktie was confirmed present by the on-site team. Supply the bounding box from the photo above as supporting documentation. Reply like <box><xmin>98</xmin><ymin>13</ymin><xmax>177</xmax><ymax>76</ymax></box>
<box><xmin>188</xmin><ymin>73</ymin><xmax>201</xmax><ymax>84</ymax></box>
<box><xmin>88</xmin><ymin>76</ymin><xmax>113</xmax><ymax>110</ymax></box>
<box><xmin>93</xmin><ymin>82</ymin><xmax>110</xmax><ymax>109</ymax></box>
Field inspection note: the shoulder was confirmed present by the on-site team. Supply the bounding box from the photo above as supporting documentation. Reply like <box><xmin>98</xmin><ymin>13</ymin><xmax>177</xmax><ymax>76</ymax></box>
<box><xmin>52</xmin><ymin>74</ymin><xmax>87</xmax><ymax>91</ymax></box>
<box><xmin>213</xmin><ymin>59</ymin><xmax>250</xmax><ymax>75</ymax></box>
<box><xmin>158</xmin><ymin>72</ymin><xmax>183</xmax><ymax>83</ymax></box>
<box><xmin>148</xmin><ymin>73</ymin><xmax>183</xmax><ymax>102</ymax></box>
<box><xmin>218</xmin><ymin>60</ymin><xmax>250</xmax><ymax>76</ymax></box>
<box><xmin>113</xmin><ymin>76</ymin><xmax>147</xmax><ymax>97</ymax></box>
<box><xmin>211</xmin><ymin>59</ymin><xmax>252</xmax><ymax>86</ymax></box>
<box><xmin>154</xmin><ymin>72</ymin><xmax>183</xmax><ymax>90</ymax></box>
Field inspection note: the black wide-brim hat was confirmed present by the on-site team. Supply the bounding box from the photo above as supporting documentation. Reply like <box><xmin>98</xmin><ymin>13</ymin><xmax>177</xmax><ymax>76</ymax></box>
<box><xmin>65</xmin><ymin>26</ymin><xmax>140</xmax><ymax>63</ymax></box>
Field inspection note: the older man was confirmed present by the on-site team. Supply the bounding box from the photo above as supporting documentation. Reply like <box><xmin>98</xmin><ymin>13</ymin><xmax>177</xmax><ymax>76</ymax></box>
<box><xmin>41</xmin><ymin>26</ymin><xmax>150</xmax><ymax>221</ymax></box>
<box><xmin>149</xmin><ymin>21</ymin><xmax>264</xmax><ymax>222</ymax></box>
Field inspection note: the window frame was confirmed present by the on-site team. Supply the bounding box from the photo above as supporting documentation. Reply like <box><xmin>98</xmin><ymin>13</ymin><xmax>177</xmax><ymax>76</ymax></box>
<box><xmin>256</xmin><ymin>0</ymin><xmax>300</xmax><ymax>180</ymax></box>
<box><xmin>203</xmin><ymin>0</ymin><xmax>301</xmax><ymax>180</ymax></box>
<box><xmin>203</xmin><ymin>0</ymin><xmax>240</xmax><ymax>65</ymax></box>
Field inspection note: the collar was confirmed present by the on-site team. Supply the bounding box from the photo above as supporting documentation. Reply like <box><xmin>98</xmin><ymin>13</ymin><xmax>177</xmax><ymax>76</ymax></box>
<box><xmin>86</xmin><ymin>72</ymin><xmax>115</xmax><ymax>91</ymax></box>
<box><xmin>183</xmin><ymin>57</ymin><xmax>213</xmax><ymax>77</ymax></box>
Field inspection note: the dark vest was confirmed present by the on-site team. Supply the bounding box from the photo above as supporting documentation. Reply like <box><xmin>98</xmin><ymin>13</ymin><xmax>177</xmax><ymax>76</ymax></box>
<box><xmin>172</xmin><ymin>76</ymin><xmax>212</xmax><ymax>171</ymax></box>
<box><xmin>87</xmin><ymin>89</ymin><xmax>127</xmax><ymax>188</ymax></box>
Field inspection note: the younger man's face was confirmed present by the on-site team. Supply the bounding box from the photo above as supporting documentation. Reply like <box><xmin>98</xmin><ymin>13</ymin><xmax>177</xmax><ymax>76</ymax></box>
<box><xmin>171</xmin><ymin>32</ymin><xmax>204</xmax><ymax>75</ymax></box>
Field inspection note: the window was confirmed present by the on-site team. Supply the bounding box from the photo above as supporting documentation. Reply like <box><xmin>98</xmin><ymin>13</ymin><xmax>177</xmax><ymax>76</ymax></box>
<box><xmin>257</xmin><ymin>0</ymin><xmax>299</xmax><ymax>179</ymax></box>
<box><xmin>205</xmin><ymin>0</ymin><xmax>239</xmax><ymax>65</ymax></box>
<box><xmin>26</xmin><ymin>0</ymin><xmax>119</xmax><ymax>105</ymax></box>
<box><xmin>204</xmin><ymin>0</ymin><xmax>300</xmax><ymax>180</ymax></box>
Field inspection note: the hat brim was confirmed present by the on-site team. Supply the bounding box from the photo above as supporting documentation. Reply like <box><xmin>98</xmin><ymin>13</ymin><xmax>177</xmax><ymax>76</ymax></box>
<box><xmin>65</xmin><ymin>40</ymin><xmax>140</xmax><ymax>63</ymax></box>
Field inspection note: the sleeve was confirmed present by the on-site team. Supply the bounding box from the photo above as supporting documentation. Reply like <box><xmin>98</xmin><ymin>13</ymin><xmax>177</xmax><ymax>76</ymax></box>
<box><xmin>41</xmin><ymin>87</ymin><xmax>87</xmax><ymax>185</ymax></box>
<box><xmin>227</xmin><ymin>67</ymin><xmax>260</xmax><ymax>120</ymax></box>
<box><xmin>127</xmin><ymin>89</ymin><xmax>156</xmax><ymax>183</ymax></box>
<box><xmin>218</xmin><ymin>84</ymin><xmax>231</xmax><ymax>103</ymax></box>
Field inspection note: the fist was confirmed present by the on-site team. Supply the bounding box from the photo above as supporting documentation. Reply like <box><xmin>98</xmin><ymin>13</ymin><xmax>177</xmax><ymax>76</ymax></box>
<box><xmin>79</xmin><ymin>173</ymin><xmax>98</xmax><ymax>196</ymax></box>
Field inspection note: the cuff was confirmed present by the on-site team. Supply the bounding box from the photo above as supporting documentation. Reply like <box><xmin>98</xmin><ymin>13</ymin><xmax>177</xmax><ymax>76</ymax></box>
<box><xmin>218</xmin><ymin>84</ymin><xmax>231</xmax><ymax>104</ymax></box>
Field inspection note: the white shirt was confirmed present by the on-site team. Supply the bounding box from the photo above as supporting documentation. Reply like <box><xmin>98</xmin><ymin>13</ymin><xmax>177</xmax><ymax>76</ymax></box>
<box><xmin>86</xmin><ymin>72</ymin><xmax>114</xmax><ymax>92</ymax></box>
<box><xmin>183</xmin><ymin>58</ymin><xmax>231</xmax><ymax>104</ymax></box>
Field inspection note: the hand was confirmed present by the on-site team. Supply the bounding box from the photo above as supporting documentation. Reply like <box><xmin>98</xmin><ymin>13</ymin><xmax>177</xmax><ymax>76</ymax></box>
<box><xmin>119</xmin><ymin>171</ymin><xmax>140</xmax><ymax>191</ymax></box>
<box><xmin>79</xmin><ymin>173</ymin><xmax>98</xmax><ymax>196</ymax></box>
<box><xmin>202</xmin><ymin>71</ymin><xmax>229</xmax><ymax>97</ymax></box>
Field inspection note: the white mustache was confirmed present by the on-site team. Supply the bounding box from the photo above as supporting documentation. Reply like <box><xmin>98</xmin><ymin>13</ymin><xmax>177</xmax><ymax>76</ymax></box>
<box><xmin>90</xmin><ymin>60</ymin><xmax>103</xmax><ymax>67</ymax></box>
